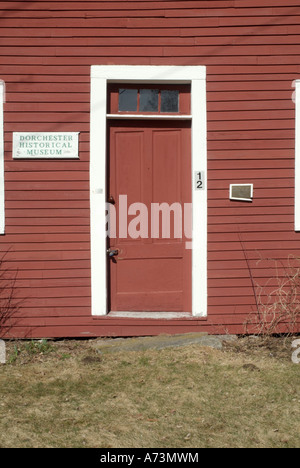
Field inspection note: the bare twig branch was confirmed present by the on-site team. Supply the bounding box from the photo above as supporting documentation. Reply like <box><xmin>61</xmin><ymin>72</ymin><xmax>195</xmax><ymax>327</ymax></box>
<box><xmin>0</xmin><ymin>250</ymin><xmax>20</xmax><ymax>338</ymax></box>
<box><xmin>244</xmin><ymin>254</ymin><xmax>300</xmax><ymax>337</ymax></box>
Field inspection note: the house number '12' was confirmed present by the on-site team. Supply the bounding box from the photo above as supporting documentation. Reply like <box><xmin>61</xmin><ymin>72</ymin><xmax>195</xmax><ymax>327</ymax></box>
<box><xmin>195</xmin><ymin>171</ymin><xmax>205</xmax><ymax>190</ymax></box>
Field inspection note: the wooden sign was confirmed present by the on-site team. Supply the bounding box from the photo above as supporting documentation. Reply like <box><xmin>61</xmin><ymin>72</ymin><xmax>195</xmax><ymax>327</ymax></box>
<box><xmin>13</xmin><ymin>132</ymin><xmax>79</xmax><ymax>159</ymax></box>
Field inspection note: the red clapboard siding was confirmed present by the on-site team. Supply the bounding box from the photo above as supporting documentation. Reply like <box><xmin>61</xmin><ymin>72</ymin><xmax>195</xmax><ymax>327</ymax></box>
<box><xmin>0</xmin><ymin>25</ymin><xmax>294</xmax><ymax>39</ymax></box>
<box><xmin>0</xmin><ymin>0</ymin><xmax>299</xmax><ymax>338</ymax></box>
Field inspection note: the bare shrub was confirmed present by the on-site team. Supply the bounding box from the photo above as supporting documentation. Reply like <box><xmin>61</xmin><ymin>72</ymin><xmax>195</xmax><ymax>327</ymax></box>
<box><xmin>0</xmin><ymin>251</ymin><xmax>21</xmax><ymax>338</ymax></box>
<box><xmin>245</xmin><ymin>255</ymin><xmax>300</xmax><ymax>337</ymax></box>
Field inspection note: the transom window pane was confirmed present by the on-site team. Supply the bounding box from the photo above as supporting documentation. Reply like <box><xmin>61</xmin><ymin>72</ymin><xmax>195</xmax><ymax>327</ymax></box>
<box><xmin>140</xmin><ymin>89</ymin><xmax>159</xmax><ymax>112</ymax></box>
<box><xmin>161</xmin><ymin>90</ymin><xmax>179</xmax><ymax>113</ymax></box>
<box><xmin>117</xmin><ymin>88</ymin><xmax>183</xmax><ymax>113</ymax></box>
<box><xmin>119</xmin><ymin>88</ymin><xmax>138</xmax><ymax>112</ymax></box>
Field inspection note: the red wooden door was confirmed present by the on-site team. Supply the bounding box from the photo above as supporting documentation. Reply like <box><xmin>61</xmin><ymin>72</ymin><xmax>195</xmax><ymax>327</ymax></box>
<box><xmin>108</xmin><ymin>120</ymin><xmax>192</xmax><ymax>312</ymax></box>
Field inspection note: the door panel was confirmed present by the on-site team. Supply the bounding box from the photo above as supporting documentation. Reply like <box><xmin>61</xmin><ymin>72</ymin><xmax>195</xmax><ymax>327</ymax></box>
<box><xmin>108</xmin><ymin>120</ymin><xmax>191</xmax><ymax>312</ymax></box>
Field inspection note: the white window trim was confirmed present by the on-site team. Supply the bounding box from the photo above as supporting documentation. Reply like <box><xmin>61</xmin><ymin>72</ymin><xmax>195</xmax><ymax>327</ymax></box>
<box><xmin>295</xmin><ymin>80</ymin><xmax>300</xmax><ymax>231</ymax></box>
<box><xmin>0</xmin><ymin>82</ymin><xmax>4</xmax><ymax>234</ymax></box>
<box><xmin>90</xmin><ymin>65</ymin><xmax>207</xmax><ymax>317</ymax></box>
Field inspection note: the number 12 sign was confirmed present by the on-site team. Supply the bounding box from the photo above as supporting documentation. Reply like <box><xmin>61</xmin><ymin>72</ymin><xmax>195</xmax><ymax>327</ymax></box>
<box><xmin>195</xmin><ymin>171</ymin><xmax>205</xmax><ymax>191</ymax></box>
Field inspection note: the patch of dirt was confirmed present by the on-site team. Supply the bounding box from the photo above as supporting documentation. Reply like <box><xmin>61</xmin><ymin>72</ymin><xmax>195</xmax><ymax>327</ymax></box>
<box><xmin>242</xmin><ymin>363</ymin><xmax>261</xmax><ymax>372</ymax></box>
<box><xmin>223</xmin><ymin>335</ymin><xmax>298</xmax><ymax>362</ymax></box>
<box><xmin>81</xmin><ymin>355</ymin><xmax>102</xmax><ymax>365</ymax></box>
<box><xmin>3</xmin><ymin>334</ymin><xmax>299</xmax><ymax>365</ymax></box>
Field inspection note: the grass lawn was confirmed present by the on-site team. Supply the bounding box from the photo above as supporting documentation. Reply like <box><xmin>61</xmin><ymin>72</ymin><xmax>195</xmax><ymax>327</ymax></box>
<box><xmin>0</xmin><ymin>336</ymin><xmax>299</xmax><ymax>448</ymax></box>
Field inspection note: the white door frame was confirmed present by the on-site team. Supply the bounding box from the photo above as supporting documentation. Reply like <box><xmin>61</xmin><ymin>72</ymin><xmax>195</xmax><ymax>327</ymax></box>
<box><xmin>90</xmin><ymin>65</ymin><xmax>207</xmax><ymax>317</ymax></box>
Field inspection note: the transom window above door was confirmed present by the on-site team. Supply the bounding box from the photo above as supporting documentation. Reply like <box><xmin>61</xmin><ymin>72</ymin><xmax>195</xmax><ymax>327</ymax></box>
<box><xmin>108</xmin><ymin>84</ymin><xmax>191</xmax><ymax>115</ymax></box>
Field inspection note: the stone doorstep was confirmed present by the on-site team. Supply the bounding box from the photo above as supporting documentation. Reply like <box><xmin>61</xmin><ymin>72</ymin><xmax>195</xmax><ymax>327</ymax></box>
<box><xmin>91</xmin><ymin>333</ymin><xmax>238</xmax><ymax>354</ymax></box>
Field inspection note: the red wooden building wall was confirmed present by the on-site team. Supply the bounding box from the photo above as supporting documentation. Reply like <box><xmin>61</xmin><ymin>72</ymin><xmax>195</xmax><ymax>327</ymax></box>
<box><xmin>0</xmin><ymin>0</ymin><xmax>300</xmax><ymax>337</ymax></box>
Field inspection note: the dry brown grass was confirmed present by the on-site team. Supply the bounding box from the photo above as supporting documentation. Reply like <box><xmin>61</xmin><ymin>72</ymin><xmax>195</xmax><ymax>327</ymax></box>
<box><xmin>0</xmin><ymin>336</ymin><xmax>299</xmax><ymax>448</ymax></box>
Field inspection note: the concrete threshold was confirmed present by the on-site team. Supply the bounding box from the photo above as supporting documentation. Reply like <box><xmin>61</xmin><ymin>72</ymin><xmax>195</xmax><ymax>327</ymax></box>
<box><xmin>108</xmin><ymin>311</ymin><xmax>192</xmax><ymax>319</ymax></box>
